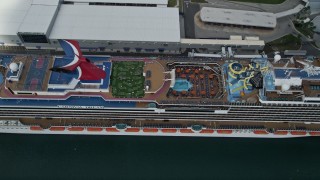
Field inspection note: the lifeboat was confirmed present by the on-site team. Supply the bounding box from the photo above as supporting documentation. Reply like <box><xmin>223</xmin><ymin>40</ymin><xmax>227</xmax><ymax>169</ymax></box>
<box><xmin>125</xmin><ymin>128</ymin><xmax>140</xmax><ymax>132</ymax></box>
<box><xmin>199</xmin><ymin>74</ymin><xmax>205</xmax><ymax>79</ymax></box>
<box><xmin>106</xmin><ymin>127</ymin><xmax>119</xmax><ymax>132</ymax></box>
<box><xmin>290</xmin><ymin>131</ymin><xmax>307</xmax><ymax>135</ymax></box>
<box><xmin>253</xmin><ymin>130</ymin><xmax>269</xmax><ymax>135</ymax></box>
<box><xmin>309</xmin><ymin>131</ymin><xmax>320</xmax><ymax>136</ymax></box>
<box><xmin>30</xmin><ymin>126</ymin><xmax>43</xmax><ymax>131</ymax></box>
<box><xmin>274</xmin><ymin>131</ymin><xmax>288</xmax><ymax>135</ymax></box>
<box><xmin>217</xmin><ymin>130</ymin><xmax>233</xmax><ymax>134</ymax></box>
<box><xmin>87</xmin><ymin>127</ymin><xmax>103</xmax><ymax>132</ymax></box>
<box><xmin>49</xmin><ymin>127</ymin><xmax>65</xmax><ymax>131</ymax></box>
<box><xmin>68</xmin><ymin>127</ymin><xmax>84</xmax><ymax>131</ymax></box>
<box><xmin>180</xmin><ymin>129</ymin><xmax>194</xmax><ymax>133</ymax></box>
<box><xmin>143</xmin><ymin>128</ymin><xmax>158</xmax><ymax>133</ymax></box>
<box><xmin>161</xmin><ymin>128</ymin><xmax>177</xmax><ymax>133</ymax></box>
<box><xmin>200</xmin><ymin>129</ymin><xmax>214</xmax><ymax>134</ymax></box>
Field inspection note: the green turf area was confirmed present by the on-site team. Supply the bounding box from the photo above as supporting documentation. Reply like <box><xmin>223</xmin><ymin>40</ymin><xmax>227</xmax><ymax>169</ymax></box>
<box><xmin>229</xmin><ymin>0</ymin><xmax>285</xmax><ymax>4</ymax></box>
<box><xmin>267</xmin><ymin>34</ymin><xmax>301</xmax><ymax>52</ymax></box>
<box><xmin>111</xmin><ymin>61</ymin><xmax>145</xmax><ymax>98</ymax></box>
<box><xmin>168</xmin><ymin>0</ymin><xmax>177</xmax><ymax>7</ymax></box>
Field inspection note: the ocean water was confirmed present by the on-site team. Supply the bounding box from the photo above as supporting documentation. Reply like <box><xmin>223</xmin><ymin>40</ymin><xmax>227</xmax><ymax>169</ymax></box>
<box><xmin>0</xmin><ymin>134</ymin><xmax>319</xmax><ymax>180</ymax></box>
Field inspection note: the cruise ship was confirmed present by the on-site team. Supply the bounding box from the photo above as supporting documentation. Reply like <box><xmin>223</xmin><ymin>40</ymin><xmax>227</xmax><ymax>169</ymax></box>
<box><xmin>0</xmin><ymin>40</ymin><xmax>320</xmax><ymax>138</ymax></box>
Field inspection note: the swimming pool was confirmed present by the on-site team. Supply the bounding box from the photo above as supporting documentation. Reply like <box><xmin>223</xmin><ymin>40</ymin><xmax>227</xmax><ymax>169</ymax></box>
<box><xmin>173</xmin><ymin>78</ymin><xmax>193</xmax><ymax>92</ymax></box>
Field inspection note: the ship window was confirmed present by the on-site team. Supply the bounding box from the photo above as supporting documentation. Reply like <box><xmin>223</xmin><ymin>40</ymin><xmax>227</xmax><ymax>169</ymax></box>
<box><xmin>20</xmin><ymin>34</ymin><xmax>48</xmax><ymax>43</ymax></box>
<box><xmin>310</xmin><ymin>85</ymin><xmax>320</xmax><ymax>90</ymax></box>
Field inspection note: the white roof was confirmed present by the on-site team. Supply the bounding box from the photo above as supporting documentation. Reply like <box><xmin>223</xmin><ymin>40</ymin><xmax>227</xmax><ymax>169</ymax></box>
<box><xmin>32</xmin><ymin>0</ymin><xmax>60</xmax><ymax>5</ymax></box>
<box><xmin>0</xmin><ymin>0</ymin><xmax>32</xmax><ymax>35</ymax></box>
<box><xmin>68</xmin><ymin>0</ymin><xmax>168</xmax><ymax>5</ymax></box>
<box><xmin>200</xmin><ymin>7</ymin><xmax>277</xmax><ymax>28</ymax></box>
<box><xmin>18</xmin><ymin>4</ymin><xmax>58</xmax><ymax>34</ymax></box>
<box><xmin>49</xmin><ymin>5</ymin><xmax>180</xmax><ymax>42</ymax></box>
<box><xmin>181</xmin><ymin>38</ymin><xmax>265</xmax><ymax>46</ymax></box>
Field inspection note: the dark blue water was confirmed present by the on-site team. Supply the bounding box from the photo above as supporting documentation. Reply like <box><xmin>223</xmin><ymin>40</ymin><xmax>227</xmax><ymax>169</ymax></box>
<box><xmin>0</xmin><ymin>134</ymin><xmax>319</xmax><ymax>180</ymax></box>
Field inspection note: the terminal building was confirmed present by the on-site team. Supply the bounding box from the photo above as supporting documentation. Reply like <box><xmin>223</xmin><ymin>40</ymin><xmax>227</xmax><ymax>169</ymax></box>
<box><xmin>200</xmin><ymin>7</ymin><xmax>277</xmax><ymax>29</ymax></box>
<box><xmin>0</xmin><ymin>0</ymin><xmax>265</xmax><ymax>53</ymax></box>
<box><xmin>64</xmin><ymin>0</ymin><xmax>169</xmax><ymax>7</ymax></box>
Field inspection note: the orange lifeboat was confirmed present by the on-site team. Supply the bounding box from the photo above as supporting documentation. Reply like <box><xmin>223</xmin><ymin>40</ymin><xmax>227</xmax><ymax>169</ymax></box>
<box><xmin>309</xmin><ymin>131</ymin><xmax>320</xmax><ymax>136</ymax></box>
<box><xmin>217</xmin><ymin>130</ymin><xmax>233</xmax><ymax>134</ymax></box>
<box><xmin>161</xmin><ymin>128</ymin><xmax>177</xmax><ymax>133</ymax></box>
<box><xmin>274</xmin><ymin>131</ymin><xmax>288</xmax><ymax>135</ymax></box>
<box><xmin>209</xmin><ymin>74</ymin><xmax>214</xmax><ymax>79</ymax></box>
<box><xmin>200</xmin><ymin>74</ymin><xmax>205</xmax><ymax>79</ymax></box>
<box><xmin>125</xmin><ymin>128</ymin><xmax>140</xmax><ymax>132</ymax></box>
<box><xmin>185</xmin><ymin>69</ymin><xmax>191</xmax><ymax>73</ymax></box>
<box><xmin>200</xmin><ymin>129</ymin><xmax>214</xmax><ymax>134</ymax></box>
<box><xmin>106</xmin><ymin>127</ymin><xmax>119</xmax><ymax>132</ymax></box>
<box><xmin>30</xmin><ymin>126</ymin><xmax>42</xmax><ymax>131</ymax></box>
<box><xmin>180</xmin><ymin>129</ymin><xmax>194</xmax><ymax>133</ymax></box>
<box><xmin>176</xmin><ymin>68</ymin><xmax>181</xmax><ymax>73</ymax></box>
<box><xmin>201</xmin><ymin>91</ymin><xmax>206</xmax><ymax>95</ymax></box>
<box><xmin>143</xmin><ymin>128</ymin><xmax>158</xmax><ymax>133</ymax></box>
<box><xmin>68</xmin><ymin>127</ymin><xmax>84</xmax><ymax>131</ymax></box>
<box><xmin>87</xmin><ymin>127</ymin><xmax>103</xmax><ymax>132</ymax></box>
<box><xmin>50</xmin><ymin>127</ymin><xmax>65</xmax><ymax>131</ymax></box>
<box><xmin>290</xmin><ymin>131</ymin><xmax>307</xmax><ymax>135</ymax></box>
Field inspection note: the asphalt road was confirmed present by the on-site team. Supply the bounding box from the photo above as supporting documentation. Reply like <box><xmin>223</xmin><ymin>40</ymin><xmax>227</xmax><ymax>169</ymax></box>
<box><xmin>183</xmin><ymin>2</ymin><xmax>200</xmax><ymax>38</ymax></box>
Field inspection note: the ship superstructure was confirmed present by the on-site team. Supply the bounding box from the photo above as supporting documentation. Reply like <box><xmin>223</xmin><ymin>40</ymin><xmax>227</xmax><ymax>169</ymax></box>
<box><xmin>1</xmin><ymin>40</ymin><xmax>320</xmax><ymax>138</ymax></box>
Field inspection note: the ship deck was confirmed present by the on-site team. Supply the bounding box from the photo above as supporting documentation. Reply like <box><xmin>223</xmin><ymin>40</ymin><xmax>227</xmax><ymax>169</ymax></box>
<box><xmin>0</xmin><ymin>54</ymin><xmax>320</xmax><ymax>109</ymax></box>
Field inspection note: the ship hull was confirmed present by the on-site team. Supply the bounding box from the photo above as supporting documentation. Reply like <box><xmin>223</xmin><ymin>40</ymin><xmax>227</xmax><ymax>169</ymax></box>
<box><xmin>0</xmin><ymin>125</ymin><xmax>313</xmax><ymax>138</ymax></box>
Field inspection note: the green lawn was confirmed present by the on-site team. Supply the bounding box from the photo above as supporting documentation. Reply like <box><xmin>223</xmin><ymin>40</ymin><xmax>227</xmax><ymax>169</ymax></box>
<box><xmin>267</xmin><ymin>34</ymin><xmax>301</xmax><ymax>51</ymax></box>
<box><xmin>168</xmin><ymin>0</ymin><xmax>177</xmax><ymax>7</ymax></box>
<box><xmin>111</xmin><ymin>61</ymin><xmax>145</xmax><ymax>98</ymax></box>
<box><xmin>230</xmin><ymin>0</ymin><xmax>285</xmax><ymax>4</ymax></box>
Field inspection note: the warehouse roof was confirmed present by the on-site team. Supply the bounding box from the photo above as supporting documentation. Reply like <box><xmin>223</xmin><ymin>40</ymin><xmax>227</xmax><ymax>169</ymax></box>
<box><xmin>18</xmin><ymin>4</ymin><xmax>58</xmax><ymax>34</ymax></box>
<box><xmin>200</xmin><ymin>7</ymin><xmax>277</xmax><ymax>28</ymax></box>
<box><xmin>0</xmin><ymin>0</ymin><xmax>60</xmax><ymax>36</ymax></box>
<box><xmin>0</xmin><ymin>0</ymin><xmax>32</xmax><ymax>35</ymax></box>
<box><xmin>68</xmin><ymin>0</ymin><xmax>168</xmax><ymax>5</ymax></box>
<box><xmin>181</xmin><ymin>38</ymin><xmax>265</xmax><ymax>47</ymax></box>
<box><xmin>49</xmin><ymin>5</ymin><xmax>180</xmax><ymax>42</ymax></box>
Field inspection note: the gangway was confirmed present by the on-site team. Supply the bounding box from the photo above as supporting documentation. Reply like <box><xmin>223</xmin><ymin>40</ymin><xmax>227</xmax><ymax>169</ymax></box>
<box><xmin>234</xmin><ymin>55</ymin><xmax>267</xmax><ymax>58</ymax></box>
<box><xmin>188</xmin><ymin>51</ymin><xmax>222</xmax><ymax>58</ymax></box>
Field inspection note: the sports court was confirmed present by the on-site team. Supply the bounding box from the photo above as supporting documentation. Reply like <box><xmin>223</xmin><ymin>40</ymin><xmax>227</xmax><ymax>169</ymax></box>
<box><xmin>24</xmin><ymin>56</ymin><xmax>49</xmax><ymax>91</ymax></box>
